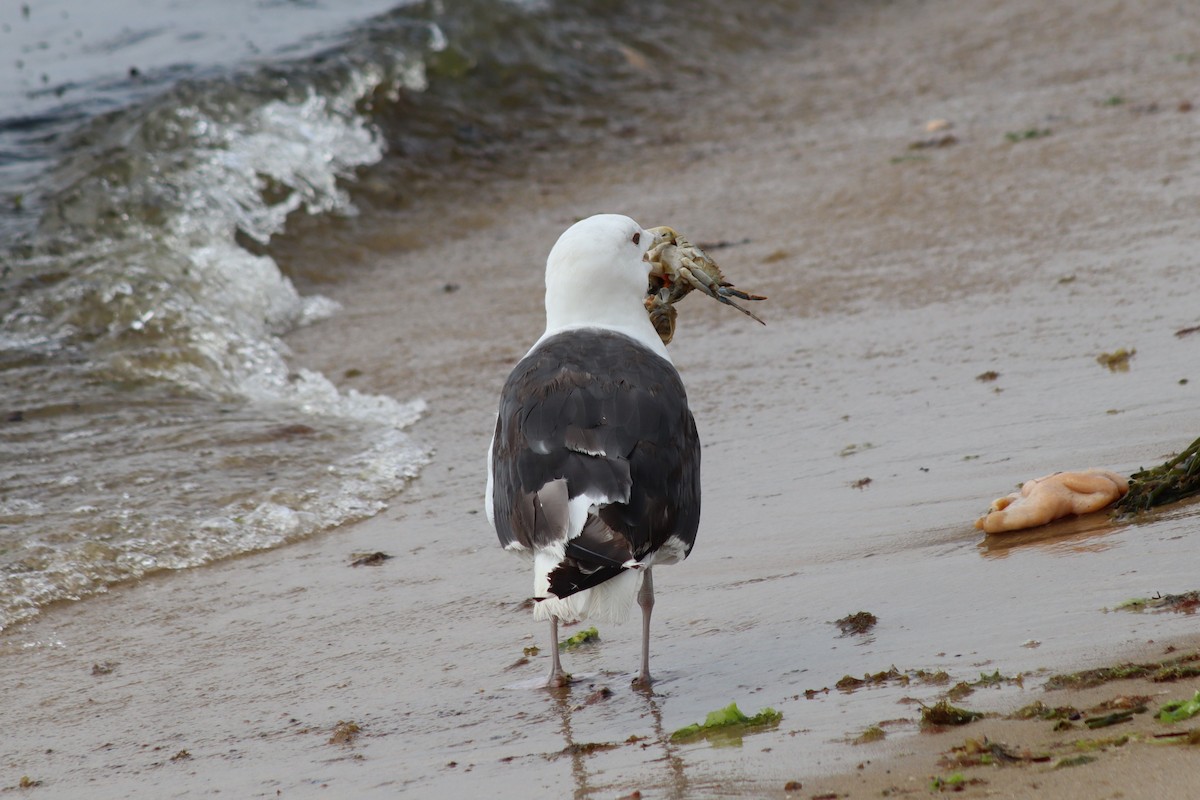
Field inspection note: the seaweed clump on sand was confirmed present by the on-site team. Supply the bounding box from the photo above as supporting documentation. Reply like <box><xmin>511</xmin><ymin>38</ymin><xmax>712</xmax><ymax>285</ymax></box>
<box><xmin>1158</xmin><ymin>690</ymin><xmax>1200</xmax><ymax>723</ymax></box>
<box><xmin>1114</xmin><ymin>591</ymin><xmax>1200</xmax><ymax>614</ymax></box>
<box><xmin>1044</xmin><ymin>651</ymin><xmax>1200</xmax><ymax>690</ymax></box>
<box><xmin>670</xmin><ymin>702</ymin><xmax>782</xmax><ymax>744</ymax></box>
<box><xmin>1116</xmin><ymin>435</ymin><xmax>1200</xmax><ymax>514</ymax></box>
<box><xmin>835</xmin><ymin>611</ymin><xmax>878</xmax><ymax>636</ymax></box>
<box><xmin>920</xmin><ymin>700</ymin><xmax>983</xmax><ymax>728</ymax></box>
<box><xmin>558</xmin><ymin>626</ymin><xmax>599</xmax><ymax>651</ymax></box>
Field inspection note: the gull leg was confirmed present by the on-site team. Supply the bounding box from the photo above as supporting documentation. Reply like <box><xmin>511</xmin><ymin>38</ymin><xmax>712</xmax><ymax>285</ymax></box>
<box><xmin>547</xmin><ymin>616</ymin><xmax>569</xmax><ymax>688</ymax></box>
<box><xmin>633</xmin><ymin>568</ymin><xmax>655</xmax><ymax>688</ymax></box>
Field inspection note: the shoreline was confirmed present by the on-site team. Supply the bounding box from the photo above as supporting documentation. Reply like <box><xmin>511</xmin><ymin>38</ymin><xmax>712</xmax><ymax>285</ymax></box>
<box><xmin>5</xmin><ymin>0</ymin><xmax>1200</xmax><ymax>796</ymax></box>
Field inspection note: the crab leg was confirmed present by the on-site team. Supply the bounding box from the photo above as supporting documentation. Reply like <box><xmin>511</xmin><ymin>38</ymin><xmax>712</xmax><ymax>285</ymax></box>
<box><xmin>677</xmin><ymin>258</ymin><xmax>767</xmax><ymax>324</ymax></box>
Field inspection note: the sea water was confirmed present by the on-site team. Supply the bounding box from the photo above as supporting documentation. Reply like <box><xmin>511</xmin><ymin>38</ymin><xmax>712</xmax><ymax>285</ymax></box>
<box><xmin>0</xmin><ymin>0</ymin><xmax>806</xmax><ymax>629</ymax></box>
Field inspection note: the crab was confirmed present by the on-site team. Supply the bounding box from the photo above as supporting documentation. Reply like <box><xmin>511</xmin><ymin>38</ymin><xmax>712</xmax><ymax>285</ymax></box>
<box><xmin>642</xmin><ymin>226</ymin><xmax>766</xmax><ymax>345</ymax></box>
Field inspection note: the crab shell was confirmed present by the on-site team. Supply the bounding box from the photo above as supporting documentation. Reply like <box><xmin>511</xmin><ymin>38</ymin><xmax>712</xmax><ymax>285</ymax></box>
<box><xmin>644</xmin><ymin>289</ymin><xmax>678</xmax><ymax>345</ymax></box>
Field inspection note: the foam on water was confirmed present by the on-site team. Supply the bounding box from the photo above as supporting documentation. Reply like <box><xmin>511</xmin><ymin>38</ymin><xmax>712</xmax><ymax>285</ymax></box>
<box><xmin>0</xmin><ymin>12</ymin><xmax>441</xmax><ymax>630</ymax></box>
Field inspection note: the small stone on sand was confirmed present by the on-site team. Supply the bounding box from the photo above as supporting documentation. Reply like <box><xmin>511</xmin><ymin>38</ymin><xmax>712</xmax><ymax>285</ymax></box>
<box><xmin>975</xmin><ymin>469</ymin><xmax>1129</xmax><ymax>533</ymax></box>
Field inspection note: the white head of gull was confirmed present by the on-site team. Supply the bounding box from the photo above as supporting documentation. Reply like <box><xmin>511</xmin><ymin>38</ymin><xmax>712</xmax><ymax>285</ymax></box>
<box><xmin>486</xmin><ymin>213</ymin><xmax>701</xmax><ymax>688</ymax></box>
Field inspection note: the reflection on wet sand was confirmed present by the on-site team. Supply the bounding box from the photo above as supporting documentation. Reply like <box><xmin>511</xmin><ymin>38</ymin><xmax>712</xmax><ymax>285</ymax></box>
<box><xmin>978</xmin><ymin>513</ymin><xmax>1127</xmax><ymax>558</ymax></box>
<box><xmin>546</xmin><ymin>681</ymin><xmax>690</xmax><ymax>799</ymax></box>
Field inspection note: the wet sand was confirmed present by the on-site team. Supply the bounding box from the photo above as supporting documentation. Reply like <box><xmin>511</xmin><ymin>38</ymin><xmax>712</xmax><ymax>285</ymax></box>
<box><xmin>5</xmin><ymin>0</ymin><xmax>1200</xmax><ymax>796</ymax></box>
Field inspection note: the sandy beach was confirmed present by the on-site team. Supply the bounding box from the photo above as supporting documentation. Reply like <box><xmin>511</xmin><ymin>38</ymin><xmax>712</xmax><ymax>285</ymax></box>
<box><xmin>5</xmin><ymin>0</ymin><xmax>1200</xmax><ymax>797</ymax></box>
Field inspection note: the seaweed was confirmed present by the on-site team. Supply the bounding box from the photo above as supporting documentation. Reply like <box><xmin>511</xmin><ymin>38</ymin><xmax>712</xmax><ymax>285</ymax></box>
<box><xmin>1010</xmin><ymin>701</ymin><xmax>1080</xmax><ymax>722</ymax></box>
<box><xmin>1084</xmin><ymin>709</ymin><xmax>1141</xmax><ymax>729</ymax></box>
<box><xmin>1090</xmin><ymin>695</ymin><xmax>1152</xmax><ymax>711</ymax></box>
<box><xmin>553</xmin><ymin>742</ymin><xmax>619</xmax><ymax>758</ymax></box>
<box><xmin>1116</xmin><ymin>435</ymin><xmax>1200</xmax><ymax>513</ymax></box>
<box><xmin>974</xmin><ymin>669</ymin><xmax>1016</xmax><ymax>688</ymax></box>
<box><xmin>349</xmin><ymin>551</ymin><xmax>393</xmax><ymax>567</ymax></box>
<box><xmin>1146</xmin><ymin>591</ymin><xmax>1200</xmax><ymax>614</ymax></box>
<box><xmin>914</xmin><ymin>669</ymin><xmax>952</xmax><ymax>685</ymax></box>
<box><xmin>1044</xmin><ymin>651</ymin><xmax>1200</xmax><ymax>689</ymax></box>
<box><xmin>929</xmin><ymin>773</ymin><xmax>964</xmax><ymax>791</ymax></box>
<box><xmin>670</xmin><ymin>702</ymin><xmax>782</xmax><ymax>743</ymax></box>
<box><xmin>329</xmin><ymin>721</ymin><xmax>361</xmax><ymax>745</ymax></box>
<box><xmin>836</xmin><ymin>666</ymin><xmax>902</xmax><ymax>692</ymax></box>
<box><xmin>946</xmin><ymin>682</ymin><xmax>974</xmax><ymax>701</ymax></box>
<box><xmin>852</xmin><ymin>725</ymin><xmax>886</xmax><ymax>744</ymax></box>
<box><xmin>1074</xmin><ymin>735</ymin><xmax>1129</xmax><ymax>751</ymax></box>
<box><xmin>558</xmin><ymin>626</ymin><xmax>599</xmax><ymax>651</ymax></box>
<box><xmin>1114</xmin><ymin>597</ymin><xmax>1151</xmax><ymax>612</ymax></box>
<box><xmin>1096</xmin><ymin>348</ymin><xmax>1135</xmax><ymax>371</ymax></box>
<box><xmin>930</xmin><ymin>773</ymin><xmax>985</xmax><ymax>791</ymax></box>
<box><xmin>921</xmin><ymin>700</ymin><xmax>983</xmax><ymax>728</ymax></box>
<box><xmin>949</xmin><ymin>670</ymin><xmax>1022</xmax><ymax>700</ymax></box>
<box><xmin>1150</xmin><ymin>730</ymin><xmax>1200</xmax><ymax>745</ymax></box>
<box><xmin>835</xmin><ymin>611</ymin><xmax>878</xmax><ymax>635</ymax></box>
<box><xmin>940</xmin><ymin>737</ymin><xmax>1049</xmax><ymax>768</ymax></box>
<box><xmin>1158</xmin><ymin>690</ymin><xmax>1200</xmax><ymax>723</ymax></box>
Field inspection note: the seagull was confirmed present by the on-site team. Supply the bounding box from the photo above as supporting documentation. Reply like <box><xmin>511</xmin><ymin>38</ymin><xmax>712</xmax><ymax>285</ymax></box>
<box><xmin>486</xmin><ymin>214</ymin><xmax>701</xmax><ymax>688</ymax></box>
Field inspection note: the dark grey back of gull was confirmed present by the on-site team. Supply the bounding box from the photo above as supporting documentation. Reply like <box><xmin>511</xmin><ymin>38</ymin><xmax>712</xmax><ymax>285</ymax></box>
<box><xmin>491</xmin><ymin>329</ymin><xmax>701</xmax><ymax>599</ymax></box>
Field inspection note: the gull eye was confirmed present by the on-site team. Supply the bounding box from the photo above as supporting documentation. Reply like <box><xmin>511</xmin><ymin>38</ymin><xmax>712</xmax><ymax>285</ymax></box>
<box><xmin>632</xmin><ymin>232</ymin><xmax>641</xmax><ymax>245</ymax></box>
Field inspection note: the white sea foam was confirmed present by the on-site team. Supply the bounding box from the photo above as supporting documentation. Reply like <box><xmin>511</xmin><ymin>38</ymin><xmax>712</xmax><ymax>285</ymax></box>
<box><xmin>0</xmin><ymin>58</ymin><xmax>433</xmax><ymax>631</ymax></box>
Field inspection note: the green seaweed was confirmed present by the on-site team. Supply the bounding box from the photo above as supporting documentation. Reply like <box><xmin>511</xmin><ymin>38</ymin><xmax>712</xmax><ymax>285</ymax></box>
<box><xmin>1117</xmin><ymin>435</ymin><xmax>1200</xmax><ymax>513</ymax></box>
<box><xmin>929</xmin><ymin>773</ymin><xmax>965</xmax><ymax>791</ymax></box>
<box><xmin>670</xmin><ymin>702</ymin><xmax>782</xmax><ymax>743</ymax></box>
<box><xmin>558</xmin><ymin>626</ymin><xmax>599</xmax><ymax>651</ymax></box>
<box><xmin>1084</xmin><ymin>709</ymin><xmax>1140</xmax><ymax>729</ymax></box>
<box><xmin>1074</xmin><ymin>735</ymin><xmax>1129</xmax><ymax>751</ymax></box>
<box><xmin>853</xmin><ymin>725</ymin><xmax>886</xmax><ymax>744</ymax></box>
<box><xmin>921</xmin><ymin>700</ymin><xmax>983</xmax><ymax>728</ymax></box>
<box><xmin>1158</xmin><ymin>690</ymin><xmax>1200</xmax><ymax>723</ymax></box>
<box><xmin>1149</xmin><ymin>729</ymin><xmax>1200</xmax><ymax>746</ymax></box>
<box><xmin>1044</xmin><ymin>651</ymin><xmax>1200</xmax><ymax>689</ymax></box>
